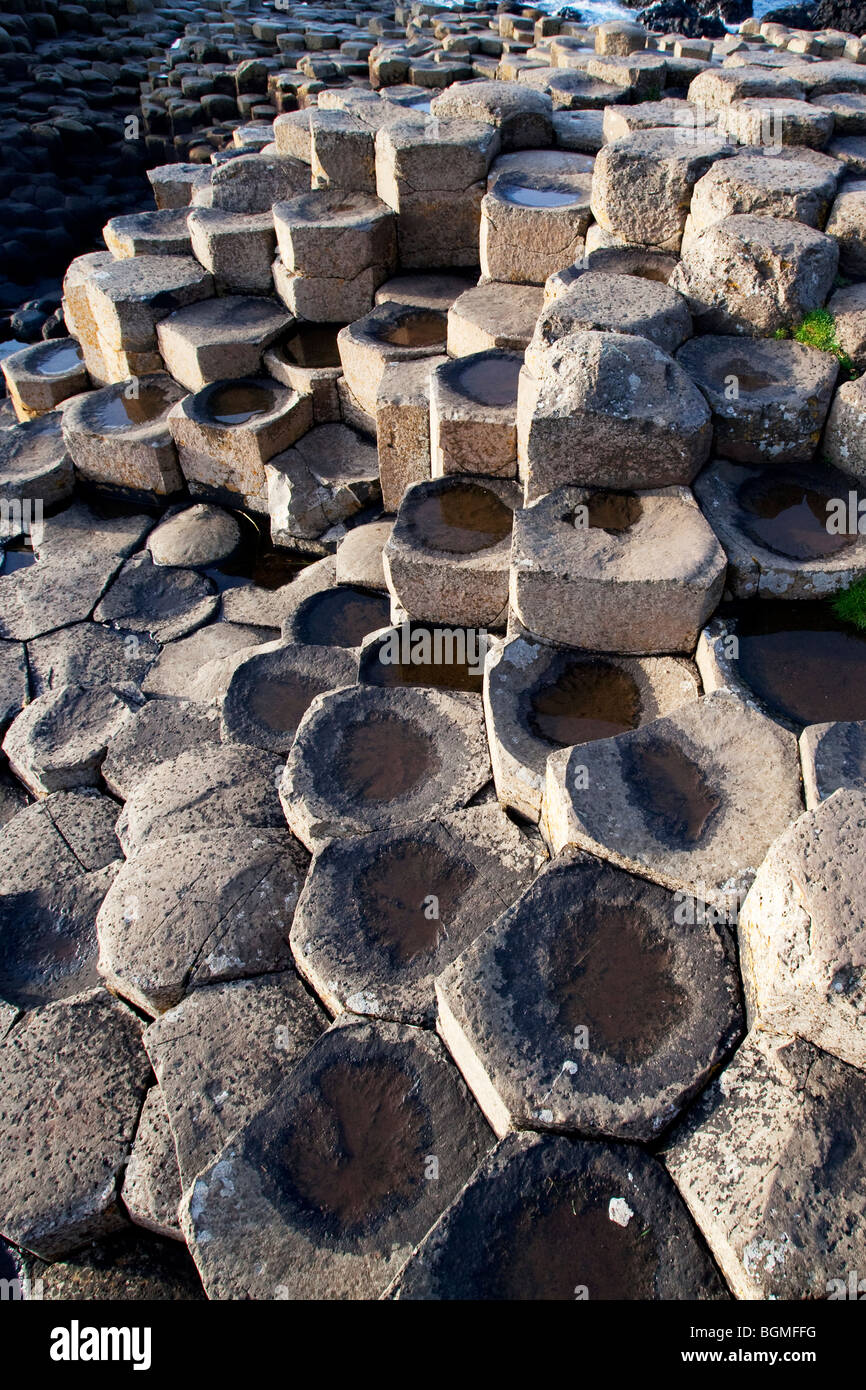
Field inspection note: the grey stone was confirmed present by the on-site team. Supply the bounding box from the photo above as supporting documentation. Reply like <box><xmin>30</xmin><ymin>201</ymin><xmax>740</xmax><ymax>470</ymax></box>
<box><xmin>677</xmin><ymin>334</ymin><xmax>838</xmax><ymax>464</ymax></box>
<box><xmin>291</xmin><ymin>804</ymin><xmax>541</xmax><ymax>1026</ymax></box>
<box><xmin>98</xmin><ymin>827</ymin><xmax>308</xmax><ymax>1015</ymax></box>
<box><xmin>221</xmin><ymin>640</ymin><xmax>358</xmax><ymax>752</ymax></box>
<box><xmin>3</xmin><ymin>681</ymin><xmax>144</xmax><ymax>796</ymax></box>
<box><xmin>180</xmin><ymin>1017</ymin><xmax>494</xmax><ymax>1300</ymax></box>
<box><xmin>518</xmin><ymin>332</ymin><xmax>712</xmax><ymax>501</ymax></box>
<box><xmin>141</xmin><ymin>622</ymin><xmax>271</xmax><ymax>702</ymax></box>
<box><xmin>391</xmin><ymin>1131</ymin><xmax>727</xmax><ymax>1300</ymax></box>
<box><xmin>280</xmin><ymin>683</ymin><xmax>490</xmax><ymax>850</ymax></box>
<box><xmin>116</xmin><ymin>743</ymin><xmax>286</xmax><ymax>855</ymax></box>
<box><xmin>484</xmin><ymin>636</ymin><xmax>701</xmax><ymax>821</ymax></box>
<box><xmin>147</xmin><ymin>505</ymin><xmax>241</xmax><ymax>570</ymax></box>
<box><xmin>93</xmin><ymin>552</ymin><xmax>218</xmax><ymax>644</ymax></box>
<box><xmin>27</xmin><ymin>623</ymin><xmax>159</xmax><ymax>698</ymax></box>
<box><xmin>101</xmin><ymin>699</ymin><xmax>222</xmax><ymax>799</ymax></box>
<box><xmin>0</xmin><ymin>412</ymin><xmax>74</xmax><ymax>509</ymax></box>
<box><xmin>143</xmin><ymin>973</ymin><xmax>327</xmax><ymax>1192</ymax></box>
<box><xmin>0</xmin><ymin>503</ymin><xmax>151</xmax><ymax>642</ymax></box>
<box><xmin>543</xmin><ymin>690</ymin><xmax>803</xmax><ymax>917</ymax></box>
<box><xmin>590</xmin><ymin>129</ymin><xmax>734</xmax><ymax>250</ymax></box>
<box><xmin>739</xmin><ymin>788</ymin><xmax>866</xmax><ymax>1067</ymax></box>
<box><xmin>527</xmin><ymin>272</ymin><xmax>692</xmax><ymax>369</ymax></box>
<box><xmin>800</xmin><ymin>720</ymin><xmax>866</xmax><ymax>808</ymax></box>
<box><xmin>156</xmin><ymin>296</ymin><xmax>290</xmax><ymax>394</ymax></box>
<box><xmin>121</xmin><ymin>1087</ymin><xmax>184</xmax><ymax>1241</ymax></box>
<box><xmin>61</xmin><ymin>374</ymin><xmax>187</xmax><ymax>496</ymax></box>
<box><xmin>670</xmin><ymin>214</ymin><xmax>839</xmax><ymax>336</ymax></box>
<box><xmin>663</xmin><ymin>1028</ymin><xmax>866</xmax><ymax>1300</ymax></box>
<box><xmin>437</xmin><ymin>851</ymin><xmax>742</xmax><ymax>1140</ymax></box>
<box><xmin>0</xmin><ymin>987</ymin><xmax>150</xmax><ymax>1259</ymax></box>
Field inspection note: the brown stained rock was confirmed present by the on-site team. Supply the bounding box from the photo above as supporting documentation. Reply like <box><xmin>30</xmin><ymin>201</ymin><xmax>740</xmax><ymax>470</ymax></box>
<box><xmin>22</xmin><ymin>1229</ymin><xmax>206</xmax><ymax>1300</ymax></box>
<box><xmin>739</xmin><ymin>789</ymin><xmax>866</xmax><ymax>1068</ymax></box>
<box><xmin>97</xmin><ymin>827</ymin><xmax>308</xmax><ymax>1015</ymax></box>
<box><xmin>826</xmin><ymin>180</ymin><xmax>866</xmax><ymax>276</ymax></box>
<box><xmin>221</xmin><ymin>640</ymin><xmax>358</xmax><ymax>753</ymax></box>
<box><xmin>663</xmin><ymin>1029</ymin><xmax>866</xmax><ymax>1300</ymax></box>
<box><xmin>0</xmin><ymin>988</ymin><xmax>151</xmax><ymax>1259</ymax></box>
<box><xmin>517</xmin><ymin>332</ymin><xmax>712</xmax><ymax>501</ymax></box>
<box><xmin>437</xmin><ymin>851</ymin><xmax>742</xmax><ymax>1141</ymax></box>
<box><xmin>181</xmin><ymin>1017</ymin><xmax>494</xmax><ymax>1300</ymax></box>
<box><xmin>543</xmin><ymin>690</ymin><xmax>803</xmax><ymax>916</ymax></box>
<box><xmin>390</xmin><ymin>1132</ymin><xmax>727</xmax><ymax>1300</ymax></box>
<box><xmin>429</xmin><ymin>81</ymin><xmax>553</xmax><ymax>149</ymax></box>
<box><xmin>385</xmin><ymin>476</ymin><xmax>520</xmax><ymax>628</ymax></box>
<box><xmin>484</xmin><ymin>636</ymin><xmax>701</xmax><ymax>821</ymax></box>
<box><xmin>511</xmin><ymin>484</ymin><xmax>726</xmax><ymax>653</ymax></box>
<box><xmin>60</xmin><ymin>373</ymin><xmax>187</xmax><ymax>496</ymax></box>
<box><xmin>144</xmin><ymin>974</ymin><xmax>327</xmax><ymax>1193</ymax></box>
<box><xmin>280</xmin><ymin>684</ymin><xmax>490</xmax><ymax>850</ymax></box>
<box><xmin>527</xmin><ymin>271</ymin><xmax>692</xmax><ymax>368</ymax></box>
<box><xmin>278</xmin><ymin>554</ymin><xmax>391</xmax><ymax>648</ymax></box>
<box><xmin>85</xmin><ymin>255</ymin><xmax>214</xmax><ymax>354</ymax></box>
<box><xmin>670</xmin><ymin>214</ymin><xmax>839</xmax><ymax>336</ymax></box>
<box><xmin>337</xmin><ymin>301</ymin><xmax>447</xmax><ymax>417</ymax></box>
<box><xmin>122</xmin><ymin>1087</ymin><xmax>184</xmax><ymax>1241</ymax></box>
<box><xmin>677</xmin><ymin>334</ymin><xmax>838</xmax><ymax>465</ymax></box>
<box><xmin>291</xmin><ymin>804</ymin><xmax>542</xmax><ymax>1026</ymax></box>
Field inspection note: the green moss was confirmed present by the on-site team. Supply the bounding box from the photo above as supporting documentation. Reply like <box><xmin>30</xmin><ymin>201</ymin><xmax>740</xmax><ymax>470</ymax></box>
<box><xmin>833</xmin><ymin>577</ymin><xmax>866</xmax><ymax>633</ymax></box>
<box><xmin>789</xmin><ymin>308</ymin><xmax>857</xmax><ymax>378</ymax></box>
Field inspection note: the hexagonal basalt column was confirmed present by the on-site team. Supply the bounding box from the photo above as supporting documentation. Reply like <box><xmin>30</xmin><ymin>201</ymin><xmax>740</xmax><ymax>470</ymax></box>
<box><xmin>180</xmin><ymin>1017</ymin><xmax>495</xmax><ymax>1300</ymax></box>
<box><xmin>670</xmin><ymin>214</ymin><xmax>839</xmax><ymax>336</ymax></box>
<box><xmin>83</xmin><ymin>254</ymin><xmax>213</xmax><ymax>356</ymax></box>
<box><xmin>156</xmin><ymin>295</ymin><xmax>291</xmax><ymax>393</ymax></box>
<box><xmin>385</xmin><ymin>476</ymin><xmax>520</xmax><ymax>628</ymax></box>
<box><xmin>739</xmin><ymin>789</ymin><xmax>866</xmax><ymax>1069</ymax></box>
<box><xmin>263</xmin><ymin>321</ymin><xmax>344</xmax><ymax>425</ymax></box>
<box><xmin>799</xmin><ymin>720</ymin><xmax>866</xmax><ymax>808</ymax></box>
<box><xmin>1</xmin><ymin>339</ymin><xmax>88</xmax><ymax>422</ymax></box>
<box><xmin>543</xmin><ymin>690</ymin><xmax>803</xmax><ymax>916</ymax></box>
<box><xmin>479</xmin><ymin>170</ymin><xmax>592</xmax><ymax>286</ymax></box>
<box><xmin>266</xmin><ymin>422</ymin><xmax>380</xmax><ymax>543</ymax></box>
<box><xmin>0</xmin><ymin>413</ymin><xmax>73</xmax><ymax>509</ymax></box>
<box><xmin>693</xmin><ymin>459</ymin><xmax>866</xmax><ymax>599</ymax></box>
<box><xmin>187</xmin><ymin>209</ymin><xmax>278</xmax><ymax>295</ymax></box>
<box><xmin>663</xmin><ymin>1029</ymin><xmax>866</xmax><ymax>1300</ymax></box>
<box><xmin>390</xmin><ymin>1131</ymin><xmax>727</xmax><ymax>1300</ymax></box>
<box><xmin>447</xmin><ymin>281</ymin><xmax>544</xmax><ymax>357</ymax></box>
<box><xmin>272</xmin><ymin>190</ymin><xmax>397</xmax><ymax>322</ymax></box>
<box><xmin>290</xmin><ymin>804</ymin><xmax>541</xmax><ymax>1027</ymax></box>
<box><xmin>61</xmin><ymin>373</ymin><xmax>187</xmax><ymax>495</ymax></box>
<box><xmin>0</xmin><ymin>988</ymin><xmax>151</xmax><ymax>1259</ymax></box>
<box><xmin>430</xmin><ymin>350</ymin><xmax>523</xmax><ymax>479</ymax></box>
<box><xmin>337</xmin><ymin>300</ymin><xmax>447</xmax><ymax>417</ymax></box>
<box><xmin>374</xmin><ymin>117</ymin><xmax>499</xmax><ymax>268</ymax></box>
<box><xmin>280</xmin><ymin>684</ymin><xmax>490</xmax><ymax>850</ymax></box>
<box><xmin>484</xmin><ymin>636</ymin><xmax>701</xmax><ymax>821</ymax></box>
<box><xmin>221</xmin><ymin>641</ymin><xmax>359</xmax><ymax>753</ymax></box>
<box><xmin>685</xmin><ymin>151</ymin><xmax>840</xmax><ymax>241</ymax></box>
<box><xmin>97</xmin><ymin>827</ymin><xmax>309</xmax><ymax>1015</ymax></box>
<box><xmin>590</xmin><ymin>129</ymin><xmax>735</xmax><ymax>252</ymax></box>
<box><xmin>676</xmin><ymin>334</ymin><xmax>838</xmax><ymax>465</ymax></box>
<box><xmin>437</xmin><ymin>852</ymin><xmax>742</xmax><ymax>1140</ymax></box>
<box><xmin>511</xmin><ymin>485</ymin><xmax>726</xmax><ymax>654</ymax></box>
<box><xmin>518</xmin><ymin>332</ymin><xmax>712</xmax><ymax>501</ymax></box>
<box><xmin>527</xmin><ymin>271</ymin><xmax>692</xmax><ymax>367</ymax></box>
<box><xmin>168</xmin><ymin>377</ymin><xmax>312</xmax><ymax>512</ymax></box>
<box><xmin>429</xmin><ymin>81</ymin><xmax>553</xmax><ymax>150</ymax></box>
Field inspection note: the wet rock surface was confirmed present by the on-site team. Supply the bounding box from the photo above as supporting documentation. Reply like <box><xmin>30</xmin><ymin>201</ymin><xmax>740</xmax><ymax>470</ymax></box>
<box><xmin>2</xmin><ymin>0</ymin><xmax>866</xmax><ymax>1305</ymax></box>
